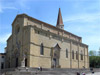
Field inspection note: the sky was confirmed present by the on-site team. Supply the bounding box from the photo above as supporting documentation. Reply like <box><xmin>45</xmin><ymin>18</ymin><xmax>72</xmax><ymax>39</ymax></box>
<box><xmin>0</xmin><ymin>0</ymin><xmax>100</xmax><ymax>53</ymax></box>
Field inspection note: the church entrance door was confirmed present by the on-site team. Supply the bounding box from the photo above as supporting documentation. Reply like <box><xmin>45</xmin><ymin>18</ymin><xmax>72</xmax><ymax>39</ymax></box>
<box><xmin>16</xmin><ymin>58</ymin><xmax>18</xmax><ymax>67</ymax></box>
<box><xmin>25</xmin><ymin>58</ymin><xmax>27</xmax><ymax>67</ymax></box>
<box><xmin>51</xmin><ymin>43</ymin><xmax>61</xmax><ymax>68</ymax></box>
<box><xmin>1</xmin><ymin>62</ymin><xmax>4</xmax><ymax>69</ymax></box>
<box><xmin>53</xmin><ymin>58</ymin><xmax>57</xmax><ymax>68</ymax></box>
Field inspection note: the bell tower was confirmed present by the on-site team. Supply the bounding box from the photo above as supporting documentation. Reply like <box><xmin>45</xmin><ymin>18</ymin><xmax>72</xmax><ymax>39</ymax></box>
<box><xmin>56</xmin><ymin>8</ymin><xmax>64</xmax><ymax>29</ymax></box>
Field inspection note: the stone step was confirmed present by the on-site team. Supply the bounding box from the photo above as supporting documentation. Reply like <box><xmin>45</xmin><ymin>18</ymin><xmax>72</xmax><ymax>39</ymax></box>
<box><xmin>0</xmin><ymin>67</ymin><xmax>92</xmax><ymax>75</ymax></box>
<box><xmin>4</xmin><ymin>71</ymin><xmax>76</xmax><ymax>75</ymax></box>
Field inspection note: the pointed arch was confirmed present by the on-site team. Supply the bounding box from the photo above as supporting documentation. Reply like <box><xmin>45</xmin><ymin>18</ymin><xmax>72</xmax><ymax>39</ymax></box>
<box><xmin>53</xmin><ymin>43</ymin><xmax>61</xmax><ymax>50</ymax></box>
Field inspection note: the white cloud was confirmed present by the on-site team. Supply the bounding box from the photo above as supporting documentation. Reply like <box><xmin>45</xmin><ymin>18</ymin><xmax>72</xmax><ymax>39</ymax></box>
<box><xmin>3</xmin><ymin>7</ymin><xmax>18</xmax><ymax>10</ymax></box>
<box><xmin>0</xmin><ymin>1</ymin><xmax>3</xmax><ymax>12</ymax></box>
<box><xmin>0</xmin><ymin>4</ymin><xmax>18</xmax><ymax>13</ymax></box>
<box><xmin>83</xmin><ymin>35</ymin><xmax>100</xmax><ymax>44</ymax></box>
<box><xmin>0</xmin><ymin>0</ymin><xmax>30</xmax><ymax>13</ymax></box>
<box><xmin>64</xmin><ymin>12</ymin><xmax>100</xmax><ymax>51</ymax></box>
<box><xmin>0</xmin><ymin>33</ymin><xmax>11</xmax><ymax>44</ymax></box>
<box><xmin>16</xmin><ymin>0</ymin><xmax>31</xmax><ymax>10</ymax></box>
<box><xmin>17</xmin><ymin>0</ymin><xmax>28</xmax><ymax>7</ymax></box>
<box><xmin>63</xmin><ymin>13</ymin><xmax>100</xmax><ymax>23</ymax></box>
<box><xmin>83</xmin><ymin>35</ymin><xmax>100</xmax><ymax>51</ymax></box>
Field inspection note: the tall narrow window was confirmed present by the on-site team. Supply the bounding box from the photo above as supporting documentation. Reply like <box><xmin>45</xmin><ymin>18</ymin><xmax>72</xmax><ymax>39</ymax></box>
<box><xmin>81</xmin><ymin>51</ymin><xmax>83</xmax><ymax>60</ymax></box>
<box><xmin>8</xmin><ymin>62</ymin><xmax>10</xmax><ymax>68</ymax></box>
<box><xmin>76</xmin><ymin>51</ymin><xmax>78</xmax><ymax>60</ymax></box>
<box><xmin>15</xmin><ymin>26</ymin><xmax>20</xmax><ymax>34</ymax></box>
<box><xmin>40</xmin><ymin>43</ymin><xmax>44</xmax><ymax>55</ymax></box>
<box><xmin>72</xmin><ymin>51</ymin><xmax>74</xmax><ymax>59</ymax></box>
<box><xmin>66</xmin><ymin>49</ymin><xmax>68</xmax><ymax>58</ymax></box>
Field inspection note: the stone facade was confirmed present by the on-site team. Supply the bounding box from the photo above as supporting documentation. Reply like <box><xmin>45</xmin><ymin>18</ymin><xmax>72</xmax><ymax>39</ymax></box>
<box><xmin>5</xmin><ymin>9</ymin><xmax>89</xmax><ymax>69</ymax></box>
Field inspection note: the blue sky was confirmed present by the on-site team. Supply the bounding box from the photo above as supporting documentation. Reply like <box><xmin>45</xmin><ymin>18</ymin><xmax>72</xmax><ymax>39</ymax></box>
<box><xmin>0</xmin><ymin>0</ymin><xmax>100</xmax><ymax>53</ymax></box>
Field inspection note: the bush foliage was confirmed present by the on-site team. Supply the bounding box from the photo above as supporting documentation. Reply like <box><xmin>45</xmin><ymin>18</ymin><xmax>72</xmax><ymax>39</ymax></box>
<box><xmin>89</xmin><ymin>56</ymin><xmax>100</xmax><ymax>68</ymax></box>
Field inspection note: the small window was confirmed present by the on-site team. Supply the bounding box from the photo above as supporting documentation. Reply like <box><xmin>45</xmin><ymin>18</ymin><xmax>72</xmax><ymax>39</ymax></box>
<box><xmin>17</xmin><ymin>27</ymin><xmax>20</xmax><ymax>33</ymax></box>
<box><xmin>40</xmin><ymin>43</ymin><xmax>44</xmax><ymax>55</ymax></box>
<box><xmin>66</xmin><ymin>49</ymin><xmax>68</xmax><ymax>58</ymax></box>
<box><xmin>2</xmin><ymin>56</ymin><xmax>4</xmax><ymax>58</ymax></box>
<box><xmin>72</xmin><ymin>51</ymin><xmax>74</xmax><ymax>59</ymax></box>
<box><xmin>15</xmin><ymin>26</ymin><xmax>20</xmax><ymax>34</ymax></box>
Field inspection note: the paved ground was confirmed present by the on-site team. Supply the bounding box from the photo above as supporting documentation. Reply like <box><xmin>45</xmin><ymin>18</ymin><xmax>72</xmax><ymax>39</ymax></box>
<box><xmin>86</xmin><ymin>72</ymin><xmax>100</xmax><ymax>75</ymax></box>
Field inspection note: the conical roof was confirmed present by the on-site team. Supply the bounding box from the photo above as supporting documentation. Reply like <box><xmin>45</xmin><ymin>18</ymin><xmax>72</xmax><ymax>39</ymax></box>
<box><xmin>56</xmin><ymin>8</ymin><xmax>64</xmax><ymax>26</ymax></box>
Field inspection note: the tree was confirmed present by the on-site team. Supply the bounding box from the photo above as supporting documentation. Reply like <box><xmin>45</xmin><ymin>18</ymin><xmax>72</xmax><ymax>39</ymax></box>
<box><xmin>89</xmin><ymin>50</ymin><xmax>100</xmax><ymax>68</ymax></box>
<box><xmin>89</xmin><ymin>50</ymin><xmax>96</xmax><ymax>56</ymax></box>
<box><xmin>98</xmin><ymin>48</ymin><xmax>100</xmax><ymax>56</ymax></box>
<box><xmin>89</xmin><ymin>56</ymin><xmax>100</xmax><ymax>68</ymax></box>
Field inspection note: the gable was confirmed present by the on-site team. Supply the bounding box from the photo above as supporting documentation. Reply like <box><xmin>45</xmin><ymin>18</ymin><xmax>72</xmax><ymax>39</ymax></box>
<box><xmin>53</xmin><ymin>43</ymin><xmax>61</xmax><ymax>50</ymax></box>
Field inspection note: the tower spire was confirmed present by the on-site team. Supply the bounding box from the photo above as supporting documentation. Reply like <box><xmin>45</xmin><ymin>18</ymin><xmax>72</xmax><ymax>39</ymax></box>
<box><xmin>56</xmin><ymin>8</ymin><xmax>64</xmax><ymax>29</ymax></box>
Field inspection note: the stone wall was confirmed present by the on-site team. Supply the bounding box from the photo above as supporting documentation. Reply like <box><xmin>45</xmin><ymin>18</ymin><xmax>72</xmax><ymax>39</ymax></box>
<box><xmin>29</xmin><ymin>25</ymin><xmax>89</xmax><ymax>68</ymax></box>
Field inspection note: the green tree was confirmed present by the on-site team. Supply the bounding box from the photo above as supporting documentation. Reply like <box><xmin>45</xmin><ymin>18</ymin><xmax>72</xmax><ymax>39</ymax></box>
<box><xmin>89</xmin><ymin>56</ymin><xmax>100</xmax><ymax>68</ymax></box>
<box><xmin>98</xmin><ymin>48</ymin><xmax>100</xmax><ymax>56</ymax></box>
<box><xmin>89</xmin><ymin>50</ymin><xmax>96</xmax><ymax>56</ymax></box>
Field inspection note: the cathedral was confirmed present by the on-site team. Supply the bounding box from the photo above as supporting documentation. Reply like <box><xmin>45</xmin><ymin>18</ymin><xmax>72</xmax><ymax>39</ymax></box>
<box><xmin>5</xmin><ymin>8</ymin><xmax>89</xmax><ymax>69</ymax></box>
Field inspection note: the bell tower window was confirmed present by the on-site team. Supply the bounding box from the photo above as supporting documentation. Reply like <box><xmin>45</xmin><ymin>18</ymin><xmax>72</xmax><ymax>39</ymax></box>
<box><xmin>15</xmin><ymin>25</ymin><xmax>20</xmax><ymax>34</ymax></box>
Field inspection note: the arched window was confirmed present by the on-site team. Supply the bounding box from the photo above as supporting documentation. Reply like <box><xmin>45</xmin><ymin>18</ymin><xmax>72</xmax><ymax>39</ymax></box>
<box><xmin>66</xmin><ymin>49</ymin><xmax>68</xmax><ymax>58</ymax></box>
<box><xmin>72</xmin><ymin>51</ymin><xmax>74</xmax><ymax>59</ymax></box>
<box><xmin>15</xmin><ymin>26</ymin><xmax>20</xmax><ymax>34</ymax></box>
<box><xmin>76</xmin><ymin>51</ymin><xmax>78</xmax><ymax>60</ymax></box>
<box><xmin>81</xmin><ymin>51</ymin><xmax>83</xmax><ymax>60</ymax></box>
<box><xmin>40</xmin><ymin>43</ymin><xmax>44</xmax><ymax>55</ymax></box>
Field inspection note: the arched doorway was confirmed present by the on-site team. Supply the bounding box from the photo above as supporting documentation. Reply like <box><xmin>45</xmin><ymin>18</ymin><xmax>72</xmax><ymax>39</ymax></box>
<box><xmin>51</xmin><ymin>43</ymin><xmax>61</xmax><ymax>68</ymax></box>
<box><xmin>25</xmin><ymin>58</ymin><xmax>27</xmax><ymax>67</ymax></box>
<box><xmin>1</xmin><ymin>62</ymin><xmax>4</xmax><ymax>69</ymax></box>
<box><xmin>16</xmin><ymin>58</ymin><xmax>18</xmax><ymax>67</ymax></box>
